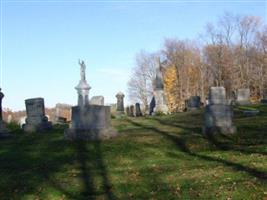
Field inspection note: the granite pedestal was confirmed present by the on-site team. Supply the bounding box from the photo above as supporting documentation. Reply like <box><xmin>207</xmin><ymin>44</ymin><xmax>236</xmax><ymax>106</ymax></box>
<box><xmin>65</xmin><ymin>105</ymin><xmax>117</xmax><ymax>140</ymax></box>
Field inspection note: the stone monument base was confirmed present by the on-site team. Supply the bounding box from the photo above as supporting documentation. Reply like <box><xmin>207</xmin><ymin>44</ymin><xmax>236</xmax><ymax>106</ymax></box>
<box><xmin>0</xmin><ymin>121</ymin><xmax>11</xmax><ymax>138</ymax></box>
<box><xmin>23</xmin><ymin>121</ymin><xmax>52</xmax><ymax>133</ymax></box>
<box><xmin>153</xmin><ymin>90</ymin><xmax>169</xmax><ymax>114</ymax></box>
<box><xmin>203</xmin><ymin>104</ymin><xmax>236</xmax><ymax>134</ymax></box>
<box><xmin>65</xmin><ymin>105</ymin><xmax>117</xmax><ymax>141</ymax></box>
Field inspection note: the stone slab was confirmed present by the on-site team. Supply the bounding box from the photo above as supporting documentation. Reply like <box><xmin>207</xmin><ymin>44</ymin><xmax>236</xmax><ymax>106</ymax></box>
<box><xmin>90</xmin><ymin>96</ymin><xmax>104</xmax><ymax>106</ymax></box>
<box><xmin>208</xmin><ymin>87</ymin><xmax>226</xmax><ymax>105</ymax></box>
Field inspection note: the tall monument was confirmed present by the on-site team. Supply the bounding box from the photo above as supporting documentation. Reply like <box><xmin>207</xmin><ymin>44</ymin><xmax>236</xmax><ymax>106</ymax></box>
<box><xmin>75</xmin><ymin>60</ymin><xmax>91</xmax><ymax>107</ymax></box>
<box><xmin>116</xmin><ymin>92</ymin><xmax>125</xmax><ymax>115</ymax></box>
<box><xmin>65</xmin><ymin>60</ymin><xmax>117</xmax><ymax>140</ymax></box>
<box><xmin>153</xmin><ymin>58</ymin><xmax>169</xmax><ymax>114</ymax></box>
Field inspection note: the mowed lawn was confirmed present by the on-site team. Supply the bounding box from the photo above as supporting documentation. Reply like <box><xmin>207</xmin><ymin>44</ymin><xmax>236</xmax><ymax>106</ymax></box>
<box><xmin>0</xmin><ymin>105</ymin><xmax>266</xmax><ymax>200</ymax></box>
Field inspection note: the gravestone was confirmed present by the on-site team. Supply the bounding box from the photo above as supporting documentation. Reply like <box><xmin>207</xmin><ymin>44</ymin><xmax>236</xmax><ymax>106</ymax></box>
<box><xmin>0</xmin><ymin>88</ymin><xmax>10</xmax><ymax>138</ymax></box>
<box><xmin>126</xmin><ymin>106</ymin><xmax>130</xmax><ymax>116</ymax></box>
<box><xmin>208</xmin><ymin>86</ymin><xmax>226</xmax><ymax>105</ymax></box>
<box><xmin>149</xmin><ymin>96</ymin><xmax>155</xmax><ymax>115</ymax></box>
<box><xmin>65</xmin><ymin>60</ymin><xmax>117</xmax><ymax>140</ymax></box>
<box><xmin>90</xmin><ymin>96</ymin><xmax>104</xmax><ymax>105</ymax></box>
<box><xmin>261</xmin><ymin>89</ymin><xmax>267</xmax><ymax>104</ymax></box>
<box><xmin>116</xmin><ymin>92</ymin><xmax>125</xmax><ymax>115</ymax></box>
<box><xmin>135</xmin><ymin>103</ymin><xmax>142</xmax><ymax>117</ymax></box>
<box><xmin>153</xmin><ymin>58</ymin><xmax>169</xmax><ymax>114</ymax></box>
<box><xmin>236</xmin><ymin>88</ymin><xmax>251</xmax><ymax>105</ymax></box>
<box><xmin>186</xmin><ymin>96</ymin><xmax>201</xmax><ymax>110</ymax></box>
<box><xmin>129</xmin><ymin>105</ymin><xmax>135</xmax><ymax>117</ymax></box>
<box><xmin>55</xmin><ymin>103</ymin><xmax>72</xmax><ymax>123</ymax></box>
<box><xmin>23</xmin><ymin>98</ymin><xmax>52</xmax><ymax>133</ymax></box>
<box><xmin>203</xmin><ymin>87</ymin><xmax>236</xmax><ymax>134</ymax></box>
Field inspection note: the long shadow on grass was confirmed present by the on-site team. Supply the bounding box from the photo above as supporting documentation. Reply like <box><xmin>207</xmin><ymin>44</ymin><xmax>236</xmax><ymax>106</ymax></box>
<box><xmin>126</xmin><ymin>118</ymin><xmax>267</xmax><ymax>181</ymax></box>
<box><xmin>152</xmin><ymin>116</ymin><xmax>267</xmax><ymax>156</ymax></box>
<box><xmin>0</xmin><ymin>127</ymin><xmax>116</xmax><ymax>200</ymax></box>
<box><xmin>47</xmin><ymin>140</ymin><xmax>116</xmax><ymax>200</ymax></box>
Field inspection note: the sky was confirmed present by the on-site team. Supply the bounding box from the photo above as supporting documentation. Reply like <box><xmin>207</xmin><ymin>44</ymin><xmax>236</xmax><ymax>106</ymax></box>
<box><xmin>0</xmin><ymin>0</ymin><xmax>266</xmax><ymax>111</ymax></box>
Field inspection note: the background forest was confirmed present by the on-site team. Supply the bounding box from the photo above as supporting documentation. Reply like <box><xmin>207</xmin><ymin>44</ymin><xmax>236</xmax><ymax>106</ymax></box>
<box><xmin>128</xmin><ymin>12</ymin><xmax>267</xmax><ymax>112</ymax></box>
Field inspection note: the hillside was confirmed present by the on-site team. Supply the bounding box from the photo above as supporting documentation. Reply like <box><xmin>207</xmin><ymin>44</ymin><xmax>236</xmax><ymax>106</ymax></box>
<box><xmin>0</xmin><ymin>105</ymin><xmax>266</xmax><ymax>199</ymax></box>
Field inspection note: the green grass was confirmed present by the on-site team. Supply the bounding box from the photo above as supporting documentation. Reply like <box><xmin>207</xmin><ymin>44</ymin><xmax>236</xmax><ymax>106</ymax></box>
<box><xmin>0</xmin><ymin>105</ymin><xmax>267</xmax><ymax>200</ymax></box>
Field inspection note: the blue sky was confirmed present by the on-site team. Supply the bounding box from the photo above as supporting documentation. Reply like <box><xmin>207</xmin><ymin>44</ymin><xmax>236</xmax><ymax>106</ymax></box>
<box><xmin>1</xmin><ymin>0</ymin><xmax>266</xmax><ymax>111</ymax></box>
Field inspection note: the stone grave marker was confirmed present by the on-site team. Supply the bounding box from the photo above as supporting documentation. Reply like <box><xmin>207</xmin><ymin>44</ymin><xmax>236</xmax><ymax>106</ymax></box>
<box><xmin>23</xmin><ymin>97</ymin><xmax>52</xmax><ymax>133</ymax></box>
<box><xmin>204</xmin><ymin>87</ymin><xmax>236</xmax><ymax>134</ymax></box>
<box><xmin>236</xmin><ymin>88</ymin><xmax>251</xmax><ymax>105</ymax></box>
<box><xmin>135</xmin><ymin>103</ymin><xmax>142</xmax><ymax>117</ymax></box>
<box><xmin>90</xmin><ymin>96</ymin><xmax>104</xmax><ymax>106</ymax></box>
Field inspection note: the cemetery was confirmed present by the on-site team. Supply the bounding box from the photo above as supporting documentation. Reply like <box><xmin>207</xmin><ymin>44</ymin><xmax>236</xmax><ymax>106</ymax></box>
<box><xmin>0</xmin><ymin>59</ymin><xmax>266</xmax><ymax>199</ymax></box>
<box><xmin>0</xmin><ymin>2</ymin><xmax>266</xmax><ymax>200</ymax></box>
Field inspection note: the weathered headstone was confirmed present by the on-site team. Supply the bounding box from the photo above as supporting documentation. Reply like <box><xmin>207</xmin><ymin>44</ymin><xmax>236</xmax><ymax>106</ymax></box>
<box><xmin>208</xmin><ymin>86</ymin><xmax>226</xmax><ymax>105</ymax></box>
<box><xmin>126</xmin><ymin>106</ymin><xmax>130</xmax><ymax>116</ymax></box>
<box><xmin>261</xmin><ymin>89</ymin><xmax>267</xmax><ymax>104</ymax></box>
<box><xmin>236</xmin><ymin>88</ymin><xmax>251</xmax><ymax>105</ymax></box>
<box><xmin>149</xmin><ymin>96</ymin><xmax>155</xmax><ymax>115</ymax></box>
<box><xmin>90</xmin><ymin>96</ymin><xmax>104</xmax><ymax>106</ymax></box>
<box><xmin>186</xmin><ymin>96</ymin><xmax>201</xmax><ymax>110</ymax></box>
<box><xmin>204</xmin><ymin>87</ymin><xmax>236</xmax><ymax>134</ymax></box>
<box><xmin>153</xmin><ymin>58</ymin><xmax>169</xmax><ymax>114</ymax></box>
<box><xmin>23</xmin><ymin>98</ymin><xmax>52</xmax><ymax>133</ymax></box>
<box><xmin>65</xmin><ymin>60</ymin><xmax>117</xmax><ymax>140</ymax></box>
<box><xmin>116</xmin><ymin>92</ymin><xmax>125</xmax><ymax>115</ymax></box>
<box><xmin>0</xmin><ymin>88</ymin><xmax>10</xmax><ymax>137</ymax></box>
<box><xmin>55</xmin><ymin>103</ymin><xmax>72</xmax><ymax>123</ymax></box>
<box><xmin>135</xmin><ymin>103</ymin><xmax>142</xmax><ymax>117</ymax></box>
<box><xmin>129</xmin><ymin>105</ymin><xmax>135</xmax><ymax>117</ymax></box>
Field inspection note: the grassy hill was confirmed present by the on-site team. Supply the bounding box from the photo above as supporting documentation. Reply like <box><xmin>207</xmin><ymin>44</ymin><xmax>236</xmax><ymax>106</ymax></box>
<box><xmin>0</xmin><ymin>105</ymin><xmax>266</xmax><ymax>200</ymax></box>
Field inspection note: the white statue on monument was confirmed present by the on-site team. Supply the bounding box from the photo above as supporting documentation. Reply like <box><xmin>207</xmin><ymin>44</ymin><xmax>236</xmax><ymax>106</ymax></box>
<box><xmin>75</xmin><ymin>59</ymin><xmax>91</xmax><ymax>107</ymax></box>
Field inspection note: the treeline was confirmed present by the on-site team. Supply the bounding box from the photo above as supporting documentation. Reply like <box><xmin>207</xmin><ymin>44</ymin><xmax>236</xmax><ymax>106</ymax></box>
<box><xmin>127</xmin><ymin>12</ymin><xmax>267</xmax><ymax>112</ymax></box>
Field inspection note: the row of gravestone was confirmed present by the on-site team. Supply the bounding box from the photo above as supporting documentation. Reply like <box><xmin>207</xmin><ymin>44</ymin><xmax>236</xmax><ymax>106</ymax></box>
<box><xmin>125</xmin><ymin>103</ymin><xmax>143</xmax><ymax>117</ymax></box>
<box><xmin>184</xmin><ymin>88</ymin><xmax>264</xmax><ymax>112</ymax></box>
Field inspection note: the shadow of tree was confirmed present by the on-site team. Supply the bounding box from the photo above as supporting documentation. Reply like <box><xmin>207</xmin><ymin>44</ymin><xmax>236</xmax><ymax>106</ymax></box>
<box><xmin>151</xmin><ymin>114</ymin><xmax>267</xmax><ymax>156</ymax></box>
<box><xmin>126</xmin><ymin>118</ymin><xmax>267</xmax><ymax>181</ymax></box>
<box><xmin>0</xmin><ymin>126</ymin><xmax>116</xmax><ymax>200</ymax></box>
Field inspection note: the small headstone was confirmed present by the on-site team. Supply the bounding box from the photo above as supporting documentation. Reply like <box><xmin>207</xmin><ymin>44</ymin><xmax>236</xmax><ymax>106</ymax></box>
<box><xmin>116</xmin><ymin>92</ymin><xmax>125</xmax><ymax>115</ymax></box>
<box><xmin>135</xmin><ymin>103</ymin><xmax>142</xmax><ymax>117</ymax></box>
<box><xmin>129</xmin><ymin>105</ymin><xmax>135</xmax><ymax>117</ymax></box>
<box><xmin>0</xmin><ymin>88</ymin><xmax>11</xmax><ymax>138</ymax></box>
<box><xmin>23</xmin><ymin>98</ymin><xmax>52</xmax><ymax>133</ymax></box>
<box><xmin>149</xmin><ymin>96</ymin><xmax>155</xmax><ymax>115</ymax></box>
<box><xmin>204</xmin><ymin>87</ymin><xmax>236</xmax><ymax>134</ymax></box>
<box><xmin>90</xmin><ymin>96</ymin><xmax>104</xmax><ymax>106</ymax></box>
<box><xmin>208</xmin><ymin>87</ymin><xmax>226</xmax><ymax>105</ymax></box>
<box><xmin>55</xmin><ymin>103</ymin><xmax>72</xmax><ymax>123</ymax></box>
<box><xmin>236</xmin><ymin>88</ymin><xmax>251</xmax><ymax>105</ymax></box>
<box><xmin>126</xmin><ymin>106</ymin><xmax>130</xmax><ymax>116</ymax></box>
<box><xmin>261</xmin><ymin>90</ymin><xmax>267</xmax><ymax>104</ymax></box>
<box><xmin>186</xmin><ymin>96</ymin><xmax>201</xmax><ymax>110</ymax></box>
